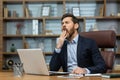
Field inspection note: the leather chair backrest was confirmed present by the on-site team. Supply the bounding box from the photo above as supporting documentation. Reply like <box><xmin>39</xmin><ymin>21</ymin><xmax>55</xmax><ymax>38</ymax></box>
<box><xmin>101</xmin><ymin>51</ymin><xmax>115</xmax><ymax>70</ymax></box>
<box><xmin>80</xmin><ymin>30</ymin><xmax>116</xmax><ymax>48</ymax></box>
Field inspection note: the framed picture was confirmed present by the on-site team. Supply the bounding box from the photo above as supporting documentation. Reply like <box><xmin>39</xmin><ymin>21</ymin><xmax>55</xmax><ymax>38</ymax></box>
<box><xmin>42</xmin><ymin>6</ymin><xmax>50</xmax><ymax>16</ymax></box>
<box><xmin>72</xmin><ymin>7</ymin><xmax>80</xmax><ymax>16</ymax></box>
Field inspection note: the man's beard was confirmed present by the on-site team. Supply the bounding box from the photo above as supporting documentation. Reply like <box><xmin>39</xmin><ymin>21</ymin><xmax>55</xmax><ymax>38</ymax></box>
<box><xmin>66</xmin><ymin>28</ymin><xmax>75</xmax><ymax>41</ymax></box>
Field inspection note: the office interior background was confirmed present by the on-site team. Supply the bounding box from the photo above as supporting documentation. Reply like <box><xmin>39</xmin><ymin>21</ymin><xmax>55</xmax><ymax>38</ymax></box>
<box><xmin>0</xmin><ymin>0</ymin><xmax>120</xmax><ymax>72</ymax></box>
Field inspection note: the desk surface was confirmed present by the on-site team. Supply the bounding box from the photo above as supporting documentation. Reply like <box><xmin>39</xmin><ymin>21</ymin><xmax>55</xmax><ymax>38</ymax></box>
<box><xmin>0</xmin><ymin>72</ymin><xmax>120</xmax><ymax>80</ymax></box>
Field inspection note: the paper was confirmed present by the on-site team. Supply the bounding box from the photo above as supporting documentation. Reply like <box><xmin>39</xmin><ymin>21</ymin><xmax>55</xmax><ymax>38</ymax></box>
<box><xmin>57</xmin><ymin>74</ymin><xmax>83</xmax><ymax>78</ymax></box>
<box><xmin>85</xmin><ymin>73</ymin><xmax>102</xmax><ymax>77</ymax></box>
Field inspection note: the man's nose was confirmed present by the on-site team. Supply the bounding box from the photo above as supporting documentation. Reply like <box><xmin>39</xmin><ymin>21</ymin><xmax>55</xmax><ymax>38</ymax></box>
<box><xmin>62</xmin><ymin>26</ymin><xmax>66</xmax><ymax>30</ymax></box>
<box><xmin>62</xmin><ymin>23</ymin><xmax>66</xmax><ymax>28</ymax></box>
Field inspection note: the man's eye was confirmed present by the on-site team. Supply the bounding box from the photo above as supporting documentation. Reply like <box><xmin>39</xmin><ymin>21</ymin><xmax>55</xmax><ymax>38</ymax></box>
<box><xmin>66</xmin><ymin>22</ymin><xmax>69</xmax><ymax>24</ymax></box>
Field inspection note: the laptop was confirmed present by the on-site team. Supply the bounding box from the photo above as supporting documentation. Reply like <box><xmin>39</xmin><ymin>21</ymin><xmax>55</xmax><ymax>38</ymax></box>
<box><xmin>17</xmin><ymin>49</ymin><xmax>69</xmax><ymax>76</ymax></box>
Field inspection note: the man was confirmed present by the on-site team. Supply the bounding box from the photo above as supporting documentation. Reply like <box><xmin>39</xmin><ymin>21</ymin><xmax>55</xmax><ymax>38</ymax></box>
<box><xmin>49</xmin><ymin>13</ymin><xmax>107</xmax><ymax>74</ymax></box>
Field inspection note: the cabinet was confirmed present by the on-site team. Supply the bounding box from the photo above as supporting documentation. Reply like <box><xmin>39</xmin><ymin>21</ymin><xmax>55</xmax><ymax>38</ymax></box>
<box><xmin>0</xmin><ymin>0</ymin><xmax>120</xmax><ymax>71</ymax></box>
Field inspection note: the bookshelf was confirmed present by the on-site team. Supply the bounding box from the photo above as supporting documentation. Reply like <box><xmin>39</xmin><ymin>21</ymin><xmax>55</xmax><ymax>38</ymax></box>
<box><xmin>0</xmin><ymin>0</ymin><xmax>120</xmax><ymax>72</ymax></box>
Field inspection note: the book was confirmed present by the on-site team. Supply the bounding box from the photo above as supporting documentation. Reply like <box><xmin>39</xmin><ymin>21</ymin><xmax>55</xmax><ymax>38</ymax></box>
<box><xmin>4</xmin><ymin>7</ymin><xmax>8</xmax><ymax>17</ymax></box>
<box><xmin>102</xmin><ymin>73</ymin><xmax>120</xmax><ymax>78</ymax></box>
<box><xmin>25</xmin><ymin>7</ymin><xmax>30</xmax><ymax>18</ymax></box>
<box><xmin>12</xmin><ymin>10</ymin><xmax>17</xmax><ymax>17</ymax></box>
<box><xmin>32</xmin><ymin>20</ymin><xmax>38</xmax><ymax>35</ymax></box>
<box><xmin>99</xmin><ymin>6</ymin><xmax>104</xmax><ymax>16</ymax></box>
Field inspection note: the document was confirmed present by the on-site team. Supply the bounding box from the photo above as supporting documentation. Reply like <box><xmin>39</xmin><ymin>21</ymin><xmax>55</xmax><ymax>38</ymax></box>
<box><xmin>57</xmin><ymin>74</ymin><xmax>83</xmax><ymax>78</ymax></box>
<box><xmin>85</xmin><ymin>73</ymin><xmax>102</xmax><ymax>77</ymax></box>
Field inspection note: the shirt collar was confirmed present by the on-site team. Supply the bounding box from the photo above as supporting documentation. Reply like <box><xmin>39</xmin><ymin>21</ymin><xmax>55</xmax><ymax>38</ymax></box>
<box><xmin>67</xmin><ymin>34</ymin><xmax>79</xmax><ymax>44</ymax></box>
<box><xmin>73</xmin><ymin>34</ymin><xmax>79</xmax><ymax>44</ymax></box>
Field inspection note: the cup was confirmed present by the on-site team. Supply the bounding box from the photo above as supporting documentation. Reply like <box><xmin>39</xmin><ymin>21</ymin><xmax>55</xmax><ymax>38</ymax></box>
<box><xmin>13</xmin><ymin>63</ymin><xmax>24</xmax><ymax>77</ymax></box>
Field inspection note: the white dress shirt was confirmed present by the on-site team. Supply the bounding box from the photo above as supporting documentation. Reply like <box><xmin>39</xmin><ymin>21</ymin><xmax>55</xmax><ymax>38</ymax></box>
<box><xmin>55</xmin><ymin>35</ymin><xmax>90</xmax><ymax>73</ymax></box>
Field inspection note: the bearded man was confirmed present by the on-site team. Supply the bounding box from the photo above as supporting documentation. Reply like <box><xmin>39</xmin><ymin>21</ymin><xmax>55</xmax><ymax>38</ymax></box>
<box><xmin>49</xmin><ymin>13</ymin><xmax>107</xmax><ymax>74</ymax></box>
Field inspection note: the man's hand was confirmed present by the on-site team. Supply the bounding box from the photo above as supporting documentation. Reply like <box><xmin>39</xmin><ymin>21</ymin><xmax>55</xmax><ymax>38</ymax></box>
<box><xmin>72</xmin><ymin>67</ymin><xmax>87</xmax><ymax>74</ymax></box>
<box><xmin>56</xmin><ymin>30</ymin><xmax>68</xmax><ymax>49</ymax></box>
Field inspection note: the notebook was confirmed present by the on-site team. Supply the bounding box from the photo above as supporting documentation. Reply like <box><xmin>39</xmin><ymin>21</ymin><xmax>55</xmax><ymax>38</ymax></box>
<box><xmin>17</xmin><ymin>49</ymin><xmax>69</xmax><ymax>76</ymax></box>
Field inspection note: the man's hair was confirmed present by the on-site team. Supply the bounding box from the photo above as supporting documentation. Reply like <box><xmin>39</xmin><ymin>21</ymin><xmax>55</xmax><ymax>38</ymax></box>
<box><xmin>61</xmin><ymin>13</ymin><xmax>79</xmax><ymax>24</ymax></box>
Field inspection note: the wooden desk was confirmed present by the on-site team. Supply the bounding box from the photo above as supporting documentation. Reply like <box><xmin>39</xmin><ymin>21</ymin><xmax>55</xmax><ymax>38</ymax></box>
<box><xmin>0</xmin><ymin>72</ymin><xmax>120</xmax><ymax>80</ymax></box>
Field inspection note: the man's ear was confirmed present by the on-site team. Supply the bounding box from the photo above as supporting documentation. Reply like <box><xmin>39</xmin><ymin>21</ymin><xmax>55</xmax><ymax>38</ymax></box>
<box><xmin>75</xmin><ymin>23</ymin><xmax>79</xmax><ymax>30</ymax></box>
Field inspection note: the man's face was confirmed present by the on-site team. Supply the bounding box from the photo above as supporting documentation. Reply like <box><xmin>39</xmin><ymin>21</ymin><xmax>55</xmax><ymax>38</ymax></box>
<box><xmin>61</xmin><ymin>17</ymin><xmax>76</xmax><ymax>39</ymax></box>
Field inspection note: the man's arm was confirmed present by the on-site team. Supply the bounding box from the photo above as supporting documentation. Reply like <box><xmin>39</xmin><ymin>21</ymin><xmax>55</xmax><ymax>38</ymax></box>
<box><xmin>73</xmin><ymin>38</ymin><xmax>107</xmax><ymax>74</ymax></box>
<box><xmin>49</xmin><ymin>30</ymin><xmax>67</xmax><ymax>71</ymax></box>
<box><xmin>87</xmin><ymin>40</ymin><xmax>107</xmax><ymax>73</ymax></box>
<box><xmin>49</xmin><ymin>50</ymin><xmax>61</xmax><ymax>71</ymax></box>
